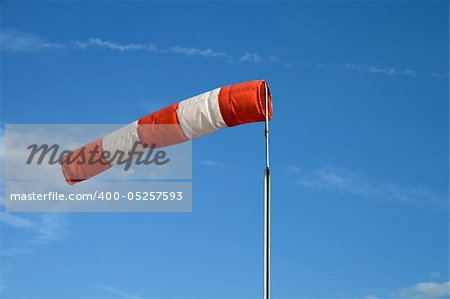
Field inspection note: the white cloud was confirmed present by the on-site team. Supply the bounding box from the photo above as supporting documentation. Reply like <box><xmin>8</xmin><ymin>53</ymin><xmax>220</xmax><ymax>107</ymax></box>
<box><xmin>0</xmin><ymin>127</ymin><xmax>68</xmax><ymax>291</ymax></box>
<box><xmin>91</xmin><ymin>283</ymin><xmax>144</xmax><ymax>299</ymax></box>
<box><xmin>239</xmin><ymin>52</ymin><xmax>262</xmax><ymax>63</ymax></box>
<box><xmin>168</xmin><ymin>45</ymin><xmax>231</xmax><ymax>59</ymax></box>
<box><xmin>2</xmin><ymin>29</ymin><xmax>426</xmax><ymax>77</ymax></box>
<box><xmin>290</xmin><ymin>165</ymin><xmax>443</xmax><ymax>206</ymax></box>
<box><xmin>398</xmin><ymin>281</ymin><xmax>450</xmax><ymax>299</ymax></box>
<box><xmin>73</xmin><ymin>38</ymin><xmax>158</xmax><ymax>52</ymax></box>
<box><xmin>430</xmin><ymin>72</ymin><xmax>449</xmax><ymax>79</ymax></box>
<box><xmin>268</xmin><ymin>55</ymin><xmax>292</xmax><ymax>67</ymax></box>
<box><xmin>32</xmin><ymin>213</ymin><xmax>68</xmax><ymax>244</ymax></box>
<box><xmin>0</xmin><ymin>211</ymin><xmax>68</xmax><ymax>290</ymax></box>
<box><xmin>363</xmin><ymin>281</ymin><xmax>450</xmax><ymax>299</ymax></box>
<box><xmin>0</xmin><ymin>212</ymin><xmax>34</xmax><ymax>229</ymax></box>
<box><xmin>0</xmin><ymin>246</ymin><xmax>35</xmax><ymax>258</ymax></box>
<box><xmin>198</xmin><ymin>159</ymin><xmax>225</xmax><ymax>168</ymax></box>
<box><xmin>0</xmin><ymin>29</ymin><xmax>64</xmax><ymax>51</ymax></box>
<box><xmin>299</xmin><ymin>62</ymin><xmax>418</xmax><ymax>77</ymax></box>
<box><xmin>0</xmin><ymin>29</ymin><xmax>256</xmax><ymax>63</ymax></box>
<box><xmin>0</xmin><ymin>213</ymin><xmax>68</xmax><ymax>254</ymax></box>
<box><xmin>345</xmin><ymin>63</ymin><xmax>416</xmax><ymax>77</ymax></box>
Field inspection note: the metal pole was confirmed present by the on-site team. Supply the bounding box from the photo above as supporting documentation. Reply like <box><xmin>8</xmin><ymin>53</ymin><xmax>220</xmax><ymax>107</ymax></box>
<box><xmin>263</xmin><ymin>81</ymin><xmax>271</xmax><ymax>299</ymax></box>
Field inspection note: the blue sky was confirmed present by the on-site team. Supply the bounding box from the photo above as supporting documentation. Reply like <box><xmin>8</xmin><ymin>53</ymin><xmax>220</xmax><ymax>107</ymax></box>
<box><xmin>0</xmin><ymin>1</ymin><xmax>449</xmax><ymax>299</ymax></box>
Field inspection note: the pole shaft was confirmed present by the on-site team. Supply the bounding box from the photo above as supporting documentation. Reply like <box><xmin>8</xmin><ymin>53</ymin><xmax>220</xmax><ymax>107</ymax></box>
<box><xmin>264</xmin><ymin>167</ymin><xmax>270</xmax><ymax>299</ymax></box>
<box><xmin>263</xmin><ymin>82</ymin><xmax>270</xmax><ymax>299</ymax></box>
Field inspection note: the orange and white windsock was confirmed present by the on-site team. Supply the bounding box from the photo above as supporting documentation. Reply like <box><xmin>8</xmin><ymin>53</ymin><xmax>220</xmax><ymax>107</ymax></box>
<box><xmin>61</xmin><ymin>80</ymin><xmax>273</xmax><ymax>184</ymax></box>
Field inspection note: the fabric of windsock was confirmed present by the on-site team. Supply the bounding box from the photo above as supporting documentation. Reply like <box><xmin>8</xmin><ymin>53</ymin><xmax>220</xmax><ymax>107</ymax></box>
<box><xmin>61</xmin><ymin>80</ymin><xmax>273</xmax><ymax>185</ymax></box>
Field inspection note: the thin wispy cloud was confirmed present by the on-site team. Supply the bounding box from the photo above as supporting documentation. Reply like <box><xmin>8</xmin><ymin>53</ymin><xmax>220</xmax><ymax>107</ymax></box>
<box><xmin>0</xmin><ymin>262</ymin><xmax>13</xmax><ymax>292</ymax></box>
<box><xmin>0</xmin><ymin>29</ymin><xmax>251</xmax><ymax>64</ymax></box>
<box><xmin>2</xmin><ymin>29</ymin><xmax>439</xmax><ymax>78</ymax></box>
<box><xmin>239</xmin><ymin>52</ymin><xmax>262</xmax><ymax>64</ymax></box>
<box><xmin>91</xmin><ymin>283</ymin><xmax>144</xmax><ymax>299</ymax></box>
<box><xmin>197</xmin><ymin>159</ymin><xmax>225</xmax><ymax>168</ymax></box>
<box><xmin>74</xmin><ymin>38</ymin><xmax>232</xmax><ymax>60</ymax></box>
<box><xmin>32</xmin><ymin>213</ymin><xmax>68</xmax><ymax>245</ymax></box>
<box><xmin>300</xmin><ymin>62</ymin><xmax>419</xmax><ymax>77</ymax></box>
<box><xmin>362</xmin><ymin>280</ymin><xmax>450</xmax><ymax>299</ymax></box>
<box><xmin>430</xmin><ymin>72</ymin><xmax>449</xmax><ymax>79</ymax></box>
<box><xmin>397</xmin><ymin>281</ymin><xmax>450</xmax><ymax>299</ymax></box>
<box><xmin>168</xmin><ymin>45</ymin><xmax>231</xmax><ymax>59</ymax></box>
<box><xmin>0</xmin><ymin>29</ymin><xmax>64</xmax><ymax>51</ymax></box>
<box><xmin>0</xmin><ymin>212</ymin><xmax>34</xmax><ymax>229</ymax></box>
<box><xmin>0</xmin><ymin>211</ymin><xmax>68</xmax><ymax>290</ymax></box>
<box><xmin>289</xmin><ymin>164</ymin><xmax>444</xmax><ymax>207</ymax></box>
<box><xmin>0</xmin><ymin>213</ymin><xmax>68</xmax><ymax>255</ymax></box>
<box><xmin>1</xmin><ymin>246</ymin><xmax>36</xmax><ymax>258</ymax></box>
<box><xmin>0</xmin><ymin>126</ymin><xmax>67</xmax><ymax>287</ymax></box>
<box><xmin>268</xmin><ymin>55</ymin><xmax>292</xmax><ymax>67</ymax></box>
<box><xmin>0</xmin><ymin>29</ymin><xmax>290</xmax><ymax>69</ymax></box>
<box><xmin>73</xmin><ymin>38</ymin><xmax>158</xmax><ymax>52</ymax></box>
<box><xmin>345</xmin><ymin>63</ymin><xmax>416</xmax><ymax>77</ymax></box>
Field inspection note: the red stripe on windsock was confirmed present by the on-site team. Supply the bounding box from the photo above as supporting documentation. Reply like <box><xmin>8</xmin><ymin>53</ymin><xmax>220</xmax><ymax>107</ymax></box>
<box><xmin>61</xmin><ymin>138</ymin><xmax>112</xmax><ymax>185</ymax></box>
<box><xmin>137</xmin><ymin>103</ymin><xmax>188</xmax><ymax>148</ymax></box>
<box><xmin>218</xmin><ymin>80</ymin><xmax>272</xmax><ymax>127</ymax></box>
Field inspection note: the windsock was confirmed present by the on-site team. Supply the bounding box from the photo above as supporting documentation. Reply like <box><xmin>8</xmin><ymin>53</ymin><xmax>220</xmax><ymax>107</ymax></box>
<box><xmin>61</xmin><ymin>80</ymin><xmax>272</xmax><ymax>184</ymax></box>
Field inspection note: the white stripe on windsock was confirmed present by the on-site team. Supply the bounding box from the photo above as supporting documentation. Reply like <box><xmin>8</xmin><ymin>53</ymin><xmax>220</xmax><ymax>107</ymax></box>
<box><xmin>101</xmin><ymin>120</ymin><xmax>143</xmax><ymax>165</ymax></box>
<box><xmin>176</xmin><ymin>87</ymin><xmax>227</xmax><ymax>139</ymax></box>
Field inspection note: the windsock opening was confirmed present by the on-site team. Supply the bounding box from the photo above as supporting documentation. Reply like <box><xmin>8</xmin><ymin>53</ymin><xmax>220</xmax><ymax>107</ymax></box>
<box><xmin>218</xmin><ymin>80</ymin><xmax>272</xmax><ymax>127</ymax></box>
